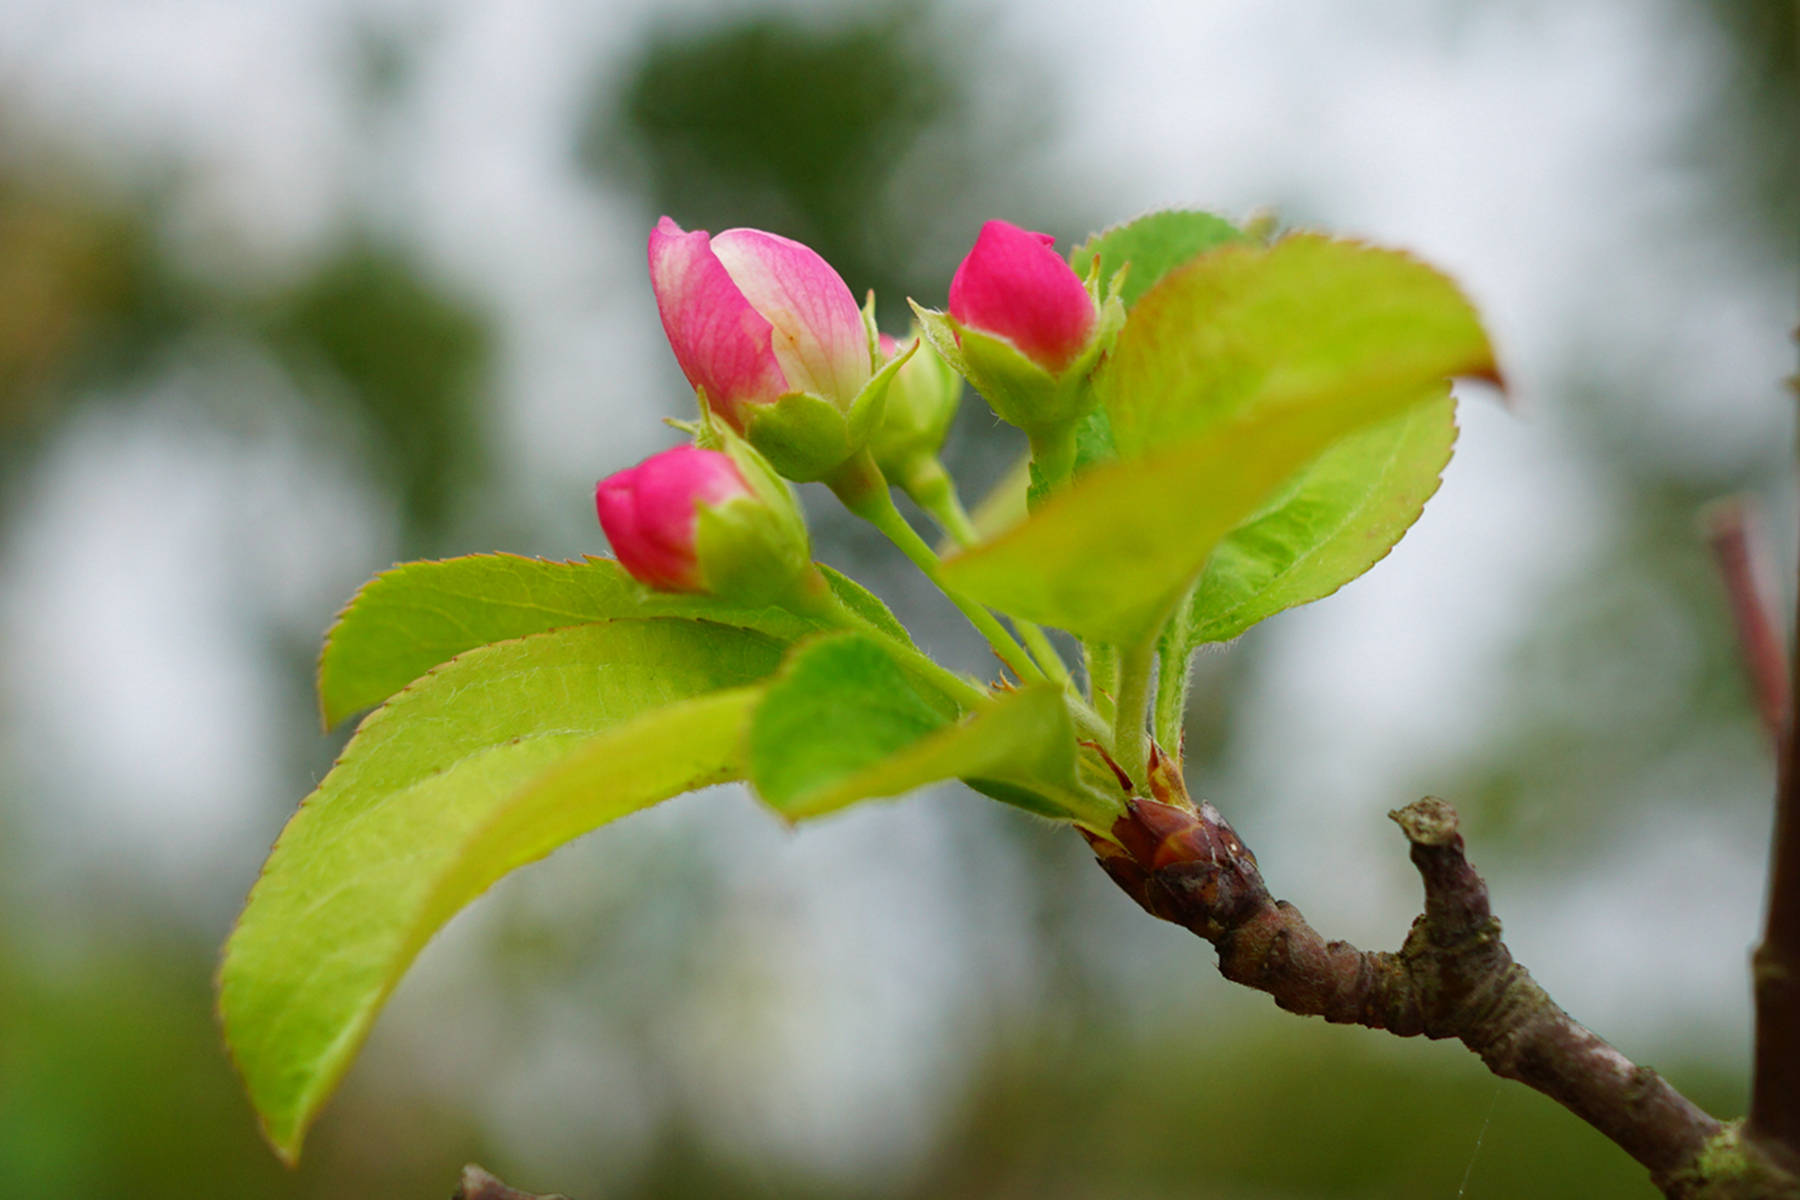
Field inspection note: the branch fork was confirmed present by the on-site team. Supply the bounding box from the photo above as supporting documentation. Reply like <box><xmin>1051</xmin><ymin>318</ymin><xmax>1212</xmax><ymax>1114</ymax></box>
<box><xmin>1083</xmin><ymin>765</ymin><xmax>1796</xmax><ymax>1197</ymax></box>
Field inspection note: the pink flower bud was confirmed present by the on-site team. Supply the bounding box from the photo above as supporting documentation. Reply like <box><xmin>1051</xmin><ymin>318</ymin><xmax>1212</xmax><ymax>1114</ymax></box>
<box><xmin>948</xmin><ymin>220</ymin><xmax>1097</xmax><ymax>375</ymax></box>
<box><xmin>594</xmin><ymin>445</ymin><xmax>753</xmax><ymax>592</ymax></box>
<box><xmin>647</xmin><ymin>217</ymin><xmax>870</xmax><ymax>429</ymax></box>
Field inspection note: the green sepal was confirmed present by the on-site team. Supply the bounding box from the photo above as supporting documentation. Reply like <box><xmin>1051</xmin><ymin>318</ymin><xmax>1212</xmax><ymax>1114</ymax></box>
<box><xmin>691</xmin><ymin>498</ymin><xmax>813</xmax><ymax>608</ymax></box>
<box><xmin>860</xmin><ymin>288</ymin><xmax>882</xmax><ymax>368</ymax></box>
<box><xmin>909</xmin><ymin>301</ymin><xmax>969</xmax><ymax>376</ymax></box>
<box><xmin>907</xmin><ymin>295</ymin><xmax>1121</xmax><ymax>441</ymax></box>
<box><xmin>724</xmin><ymin>345</ymin><xmax>910</xmax><ymax>482</ymax></box>
<box><xmin>712</xmin><ymin>424</ymin><xmax>800</xmax><ymax>514</ymax></box>
<box><xmin>954</xmin><ymin>322</ymin><xmax>1062</xmax><ymax>427</ymax></box>
<box><xmin>737</xmin><ymin>391</ymin><xmax>856</xmax><ymax>481</ymax></box>
<box><xmin>848</xmin><ymin>338</ymin><xmax>913</xmax><ymax>443</ymax></box>
<box><xmin>679</xmin><ymin>427</ymin><xmax>816</xmax><ymax>607</ymax></box>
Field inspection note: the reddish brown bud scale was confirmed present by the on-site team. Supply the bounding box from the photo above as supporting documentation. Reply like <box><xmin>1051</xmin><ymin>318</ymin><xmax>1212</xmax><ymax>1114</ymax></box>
<box><xmin>1080</xmin><ymin>739</ymin><xmax>1134</xmax><ymax>794</ymax></box>
<box><xmin>1078</xmin><ymin>826</ymin><xmax>1155</xmax><ymax>913</ymax></box>
<box><xmin>1108</xmin><ymin>807</ymin><xmax>1162</xmax><ymax>867</ymax></box>
<box><xmin>1145</xmin><ymin>742</ymin><xmax>1191</xmax><ymax>811</ymax></box>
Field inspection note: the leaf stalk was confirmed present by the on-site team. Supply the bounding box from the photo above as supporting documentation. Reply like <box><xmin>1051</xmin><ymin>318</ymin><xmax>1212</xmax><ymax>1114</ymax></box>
<box><xmin>1110</xmin><ymin>636</ymin><xmax>1157</xmax><ymax>790</ymax></box>
<box><xmin>828</xmin><ymin>451</ymin><xmax>1046</xmax><ymax>684</ymax></box>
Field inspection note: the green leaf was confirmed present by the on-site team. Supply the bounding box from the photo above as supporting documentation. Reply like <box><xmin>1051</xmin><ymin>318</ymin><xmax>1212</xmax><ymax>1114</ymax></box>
<box><xmin>747</xmin><ymin>634</ymin><xmax>1098</xmax><ymax>822</ymax></box>
<box><xmin>1098</xmin><ymin>233</ymin><xmax>1497</xmax><ymax>460</ymax></box>
<box><xmin>747</xmin><ymin>633</ymin><xmax>955</xmax><ymax>808</ymax></box>
<box><xmin>1071</xmin><ymin>208</ymin><xmax>1251</xmax><ymax>310</ymax></box>
<box><xmin>793</xmin><ymin>685</ymin><xmax>1093</xmax><ymax>822</ymax></box>
<box><xmin>941</xmin><ymin>235</ymin><xmax>1496</xmax><ymax>645</ymax></box>
<box><xmin>317</xmin><ymin>554</ymin><xmax>904</xmax><ymax>727</ymax></box>
<box><xmin>939</xmin><ymin>379</ymin><xmax>1458</xmax><ymax>646</ymax></box>
<box><xmin>1178</xmin><ymin>390</ymin><xmax>1456</xmax><ymax>645</ymax></box>
<box><xmin>221</xmin><ymin>619</ymin><xmax>785</xmax><ymax>1162</ymax></box>
<box><xmin>815</xmin><ymin>565</ymin><xmax>912</xmax><ymax>645</ymax></box>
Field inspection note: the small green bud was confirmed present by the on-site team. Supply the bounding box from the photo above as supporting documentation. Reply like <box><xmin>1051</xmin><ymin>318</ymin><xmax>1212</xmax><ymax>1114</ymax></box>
<box><xmin>868</xmin><ymin>332</ymin><xmax>962</xmax><ymax>481</ymax></box>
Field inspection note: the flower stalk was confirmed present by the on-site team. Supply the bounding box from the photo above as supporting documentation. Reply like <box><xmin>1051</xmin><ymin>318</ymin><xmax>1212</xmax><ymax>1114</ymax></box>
<box><xmin>826</xmin><ymin>451</ymin><xmax>1046</xmax><ymax>685</ymax></box>
<box><xmin>903</xmin><ymin>456</ymin><xmax>1074</xmax><ymax>690</ymax></box>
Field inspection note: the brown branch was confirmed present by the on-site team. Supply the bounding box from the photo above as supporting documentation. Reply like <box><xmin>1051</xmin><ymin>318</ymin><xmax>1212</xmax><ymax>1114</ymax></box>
<box><xmin>1700</xmin><ymin>495</ymin><xmax>1799</xmax><ymax>1169</ymax></box>
<box><xmin>1705</xmin><ymin>500</ymin><xmax>1790</xmax><ymax>748</ymax></box>
<box><xmin>1750</xmin><ymin>433</ymin><xmax>1800</xmax><ymax>1169</ymax></box>
<box><xmin>1752</xmin><ymin>688</ymin><xmax>1800</xmax><ymax>1174</ymax></box>
<box><xmin>1082</xmin><ymin>755</ymin><xmax>1764</xmax><ymax>1196</ymax></box>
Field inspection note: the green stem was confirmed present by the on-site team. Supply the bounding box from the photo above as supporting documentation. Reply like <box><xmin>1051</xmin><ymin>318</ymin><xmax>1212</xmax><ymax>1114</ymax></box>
<box><xmin>1152</xmin><ymin>582</ymin><xmax>1200</xmax><ymax>771</ymax></box>
<box><xmin>1025</xmin><ymin>421</ymin><xmax>1080</xmax><ymax>499</ymax></box>
<box><xmin>901</xmin><ymin>455</ymin><xmax>1074</xmax><ymax>689</ymax></box>
<box><xmin>1086</xmin><ymin>642</ymin><xmax>1120</xmax><ymax>724</ymax></box>
<box><xmin>828</xmin><ymin>452</ymin><xmax>1045</xmax><ymax>684</ymax></box>
<box><xmin>1016</xmin><ymin>622</ymin><xmax>1074</xmax><ymax>689</ymax></box>
<box><xmin>1111</xmin><ymin>637</ymin><xmax>1156</xmax><ymax>791</ymax></box>
<box><xmin>1152</xmin><ymin>641</ymin><xmax>1188</xmax><ymax>770</ymax></box>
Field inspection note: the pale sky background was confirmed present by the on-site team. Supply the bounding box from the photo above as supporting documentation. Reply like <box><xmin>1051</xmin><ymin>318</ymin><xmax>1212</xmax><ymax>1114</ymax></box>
<box><xmin>1</xmin><ymin>0</ymin><xmax>1792</xmax><ymax>1182</ymax></box>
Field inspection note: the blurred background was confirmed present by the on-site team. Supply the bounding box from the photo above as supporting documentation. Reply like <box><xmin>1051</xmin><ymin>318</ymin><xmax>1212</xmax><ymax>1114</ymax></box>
<box><xmin>0</xmin><ymin>1</ymin><xmax>1795</xmax><ymax>1196</ymax></box>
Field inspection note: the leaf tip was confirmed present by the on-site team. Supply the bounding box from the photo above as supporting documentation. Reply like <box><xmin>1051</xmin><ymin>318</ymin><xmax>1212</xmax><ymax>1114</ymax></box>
<box><xmin>215</xmin><ymin>976</ymin><xmax>309</xmax><ymax>1169</ymax></box>
<box><xmin>265</xmin><ymin>1127</ymin><xmax>304</xmax><ymax>1170</ymax></box>
<box><xmin>1460</xmin><ymin>362</ymin><xmax>1513</xmax><ymax>408</ymax></box>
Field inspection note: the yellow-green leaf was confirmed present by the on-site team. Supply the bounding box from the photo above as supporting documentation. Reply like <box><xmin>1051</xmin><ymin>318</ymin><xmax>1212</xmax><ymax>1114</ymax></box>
<box><xmin>1098</xmin><ymin>233</ymin><xmax>1496</xmax><ymax>460</ymax></box>
<box><xmin>941</xmin><ymin>234</ymin><xmax>1495</xmax><ymax>646</ymax></box>
<box><xmin>317</xmin><ymin>554</ymin><xmax>903</xmax><ymax>727</ymax></box>
<box><xmin>1182</xmin><ymin>389</ymin><xmax>1458</xmax><ymax>645</ymax></box>
<box><xmin>221</xmin><ymin>619</ymin><xmax>782</xmax><ymax>1162</ymax></box>
<box><xmin>939</xmin><ymin>380</ymin><xmax>1453</xmax><ymax>645</ymax></box>
<box><xmin>1071</xmin><ymin>208</ymin><xmax>1250</xmax><ymax>310</ymax></box>
<box><xmin>747</xmin><ymin>634</ymin><xmax>1099</xmax><ymax>823</ymax></box>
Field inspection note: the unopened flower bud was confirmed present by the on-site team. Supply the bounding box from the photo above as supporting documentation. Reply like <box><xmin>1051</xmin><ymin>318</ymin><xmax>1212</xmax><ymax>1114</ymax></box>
<box><xmin>950</xmin><ymin>220</ymin><xmax>1097</xmax><ymax>375</ymax></box>
<box><xmin>912</xmin><ymin>219</ymin><xmax>1124</xmax><ymax>438</ymax></box>
<box><xmin>648</xmin><ymin>217</ymin><xmax>907</xmax><ymax>482</ymax></box>
<box><xmin>595</xmin><ymin>443</ymin><xmax>811</xmax><ymax>602</ymax></box>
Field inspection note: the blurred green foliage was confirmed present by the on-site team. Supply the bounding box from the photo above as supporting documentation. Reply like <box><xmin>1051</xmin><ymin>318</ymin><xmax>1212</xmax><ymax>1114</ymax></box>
<box><xmin>597</xmin><ymin>8</ymin><xmax>942</xmax><ymax>300</ymax></box>
<box><xmin>261</xmin><ymin>243</ymin><xmax>490</xmax><ymax>541</ymax></box>
<box><xmin>0</xmin><ymin>924</ymin><xmax>478</xmax><ymax>1198</ymax></box>
<box><xmin>0</xmin><ymin>174</ymin><xmax>177</xmax><ymax>445</ymax></box>
<box><xmin>1443</xmin><ymin>478</ymin><xmax>1772</xmax><ymax>858</ymax></box>
<box><xmin>466</xmin><ymin>1019</ymin><xmax>1738</xmax><ymax>1198</ymax></box>
<box><xmin>590</xmin><ymin>0</ymin><xmax>1077</xmax><ymax>315</ymax></box>
<box><xmin>0</xmin><ymin>166</ymin><xmax>491</xmax><ymax>547</ymax></box>
<box><xmin>1689</xmin><ymin>0</ymin><xmax>1797</xmax><ymax>255</ymax></box>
